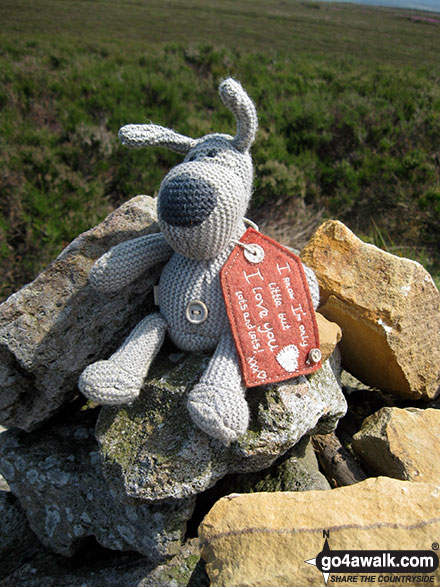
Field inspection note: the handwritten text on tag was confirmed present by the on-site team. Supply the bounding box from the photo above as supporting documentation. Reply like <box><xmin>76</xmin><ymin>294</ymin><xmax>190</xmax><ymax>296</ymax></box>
<box><xmin>220</xmin><ymin>228</ymin><xmax>321</xmax><ymax>387</ymax></box>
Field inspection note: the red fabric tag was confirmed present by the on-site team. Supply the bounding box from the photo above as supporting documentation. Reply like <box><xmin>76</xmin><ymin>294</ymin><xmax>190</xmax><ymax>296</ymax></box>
<box><xmin>220</xmin><ymin>228</ymin><xmax>321</xmax><ymax>387</ymax></box>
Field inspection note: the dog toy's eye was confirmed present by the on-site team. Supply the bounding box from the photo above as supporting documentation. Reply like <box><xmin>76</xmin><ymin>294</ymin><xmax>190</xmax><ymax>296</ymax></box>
<box><xmin>207</xmin><ymin>150</ymin><xmax>217</xmax><ymax>158</ymax></box>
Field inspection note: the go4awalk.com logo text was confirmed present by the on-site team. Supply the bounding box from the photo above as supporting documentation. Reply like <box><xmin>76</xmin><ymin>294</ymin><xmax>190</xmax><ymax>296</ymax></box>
<box><xmin>305</xmin><ymin>531</ymin><xmax>439</xmax><ymax>584</ymax></box>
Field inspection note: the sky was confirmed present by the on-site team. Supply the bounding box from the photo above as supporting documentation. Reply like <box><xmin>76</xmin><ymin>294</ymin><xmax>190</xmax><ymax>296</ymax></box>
<box><xmin>318</xmin><ymin>0</ymin><xmax>440</xmax><ymax>12</ymax></box>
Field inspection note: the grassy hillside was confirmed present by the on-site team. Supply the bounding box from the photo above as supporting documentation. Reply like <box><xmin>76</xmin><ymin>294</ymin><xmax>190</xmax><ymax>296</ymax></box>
<box><xmin>2</xmin><ymin>0</ymin><xmax>440</xmax><ymax>67</ymax></box>
<box><xmin>1</xmin><ymin>0</ymin><xmax>440</xmax><ymax>299</ymax></box>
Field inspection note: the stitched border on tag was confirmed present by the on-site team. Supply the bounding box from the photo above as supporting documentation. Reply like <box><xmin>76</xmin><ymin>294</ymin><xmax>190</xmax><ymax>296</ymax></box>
<box><xmin>221</xmin><ymin>228</ymin><xmax>321</xmax><ymax>387</ymax></box>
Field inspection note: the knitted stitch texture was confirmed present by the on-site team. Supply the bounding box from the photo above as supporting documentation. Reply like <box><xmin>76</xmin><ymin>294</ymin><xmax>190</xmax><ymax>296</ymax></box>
<box><xmin>78</xmin><ymin>78</ymin><xmax>320</xmax><ymax>444</ymax></box>
<box><xmin>79</xmin><ymin>313</ymin><xmax>167</xmax><ymax>404</ymax></box>
<box><xmin>90</xmin><ymin>233</ymin><xmax>173</xmax><ymax>292</ymax></box>
<box><xmin>187</xmin><ymin>331</ymin><xmax>248</xmax><ymax>443</ymax></box>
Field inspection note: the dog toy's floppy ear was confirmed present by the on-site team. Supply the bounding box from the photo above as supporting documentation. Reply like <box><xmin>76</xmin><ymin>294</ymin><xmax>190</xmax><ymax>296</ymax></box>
<box><xmin>118</xmin><ymin>123</ymin><xmax>196</xmax><ymax>154</ymax></box>
<box><xmin>219</xmin><ymin>78</ymin><xmax>258</xmax><ymax>153</ymax></box>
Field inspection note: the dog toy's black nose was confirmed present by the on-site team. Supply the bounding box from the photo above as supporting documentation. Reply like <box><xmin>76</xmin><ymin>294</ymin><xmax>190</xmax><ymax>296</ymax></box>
<box><xmin>159</xmin><ymin>174</ymin><xmax>217</xmax><ymax>227</ymax></box>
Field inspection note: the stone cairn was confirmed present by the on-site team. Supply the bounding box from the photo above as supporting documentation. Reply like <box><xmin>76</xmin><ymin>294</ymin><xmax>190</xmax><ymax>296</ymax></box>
<box><xmin>1</xmin><ymin>196</ymin><xmax>439</xmax><ymax>585</ymax></box>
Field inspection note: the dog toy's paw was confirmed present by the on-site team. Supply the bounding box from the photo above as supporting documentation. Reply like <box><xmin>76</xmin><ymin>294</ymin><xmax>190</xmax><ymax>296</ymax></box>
<box><xmin>187</xmin><ymin>383</ymin><xmax>249</xmax><ymax>444</ymax></box>
<box><xmin>79</xmin><ymin>361</ymin><xmax>143</xmax><ymax>405</ymax></box>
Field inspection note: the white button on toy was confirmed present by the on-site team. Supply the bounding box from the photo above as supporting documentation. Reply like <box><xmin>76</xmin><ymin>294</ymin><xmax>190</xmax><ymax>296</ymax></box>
<box><xmin>243</xmin><ymin>243</ymin><xmax>265</xmax><ymax>264</ymax></box>
<box><xmin>186</xmin><ymin>300</ymin><xmax>209</xmax><ymax>324</ymax></box>
<box><xmin>308</xmin><ymin>348</ymin><xmax>322</xmax><ymax>364</ymax></box>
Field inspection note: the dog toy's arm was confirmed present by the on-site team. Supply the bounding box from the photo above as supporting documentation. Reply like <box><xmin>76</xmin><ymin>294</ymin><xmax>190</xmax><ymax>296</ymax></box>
<box><xmin>89</xmin><ymin>233</ymin><xmax>173</xmax><ymax>293</ymax></box>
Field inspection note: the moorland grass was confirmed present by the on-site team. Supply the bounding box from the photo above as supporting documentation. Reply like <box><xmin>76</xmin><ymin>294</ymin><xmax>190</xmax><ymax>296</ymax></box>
<box><xmin>1</xmin><ymin>0</ymin><xmax>439</xmax><ymax>298</ymax></box>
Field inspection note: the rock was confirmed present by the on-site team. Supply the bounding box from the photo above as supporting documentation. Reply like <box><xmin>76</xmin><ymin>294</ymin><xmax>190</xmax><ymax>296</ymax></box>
<box><xmin>96</xmin><ymin>350</ymin><xmax>346</xmax><ymax>502</ymax></box>
<box><xmin>0</xmin><ymin>407</ymin><xmax>194</xmax><ymax>562</ymax></box>
<box><xmin>301</xmin><ymin>219</ymin><xmax>440</xmax><ymax>400</ymax></box>
<box><xmin>0</xmin><ymin>195</ymin><xmax>161</xmax><ymax>431</ymax></box>
<box><xmin>0</xmin><ymin>491</ymin><xmax>40</xmax><ymax>579</ymax></box>
<box><xmin>240</xmin><ymin>435</ymin><xmax>331</xmax><ymax>492</ymax></box>
<box><xmin>340</xmin><ymin>369</ymin><xmax>372</xmax><ymax>393</ymax></box>
<box><xmin>1</xmin><ymin>538</ymin><xmax>208</xmax><ymax>587</ymax></box>
<box><xmin>143</xmin><ymin>538</ymin><xmax>208</xmax><ymax>587</ymax></box>
<box><xmin>187</xmin><ymin>436</ymin><xmax>330</xmax><ymax>537</ymax></box>
<box><xmin>352</xmin><ymin>407</ymin><xmax>440</xmax><ymax>483</ymax></box>
<box><xmin>0</xmin><ymin>425</ymin><xmax>9</xmax><ymax>490</ymax></box>
<box><xmin>0</xmin><ymin>473</ymin><xmax>7</xmax><ymax>492</ymax></box>
<box><xmin>316</xmin><ymin>312</ymin><xmax>342</xmax><ymax>362</ymax></box>
<box><xmin>199</xmin><ymin>477</ymin><xmax>440</xmax><ymax>586</ymax></box>
<box><xmin>336</xmin><ymin>385</ymin><xmax>392</xmax><ymax>448</ymax></box>
<box><xmin>233</xmin><ymin>436</ymin><xmax>331</xmax><ymax>492</ymax></box>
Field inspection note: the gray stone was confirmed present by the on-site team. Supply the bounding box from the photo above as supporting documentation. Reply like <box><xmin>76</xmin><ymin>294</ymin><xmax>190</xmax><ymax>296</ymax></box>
<box><xmin>201</xmin><ymin>436</ymin><xmax>330</xmax><ymax>500</ymax></box>
<box><xmin>0</xmin><ymin>425</ymin><xmax>9</xmax><ymax>490</ymax></box>
<box><xmin>141</xmin><ymin>538</ymin><xmax>208</xmax><ymax>587</ymax></box>
<box><xmin>0</xmin><ymin>195</ymin><xmax>161</xmax><ymax>431</ymax></box>
<box><xmin>0</xmin><ymin>491</ymin><xmax>40</xmax><ymax>579</ymax></box>
<box><xmin>0</xmin><ymin>408</ymin><xmax>195</xmax><ymax>562</ymax></box>
<box><xmin>96</xmin><ymin>350</ymin><xmax>346</xmax><ymax>502</ymax></box>
<box><xmin>239</xmin><ymin>436</ymin><xmax>331</xmax><ymax>492</ymax></box>
<box><xmin>1</xmin><ymin>538</ymin><xmax>207</xmax><ymax>587</ymax></box>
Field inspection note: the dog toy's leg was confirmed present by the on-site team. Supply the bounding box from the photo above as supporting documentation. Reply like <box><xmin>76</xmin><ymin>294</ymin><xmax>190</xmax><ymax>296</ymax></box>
<box><xmin>187</xmin><ymin>331</ymin><xmax>248</xmax><ymax>444</ymax></box>
<box><xmin>79</xmin><ymin>312</ymin><xmax>167</xmax><ymax>405</ymax></box>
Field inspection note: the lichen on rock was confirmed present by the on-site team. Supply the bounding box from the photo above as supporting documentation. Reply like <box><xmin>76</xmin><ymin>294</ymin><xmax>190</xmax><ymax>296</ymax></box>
<box><xmin>96</xmin><ymin>349</ymin><xmax>346</xmax><ymax>502</ymax></box>
<box><xmin>0</xmin><ymin>406</ymin><xmax>194</xmax><ymax>562</ymax></box>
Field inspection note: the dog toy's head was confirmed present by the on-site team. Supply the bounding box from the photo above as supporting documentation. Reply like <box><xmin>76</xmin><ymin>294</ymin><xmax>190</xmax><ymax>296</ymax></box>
<box><xmin>118</xmin><ymin>78</ymin><xmax>258</xmax><ymax>260</ymax></box>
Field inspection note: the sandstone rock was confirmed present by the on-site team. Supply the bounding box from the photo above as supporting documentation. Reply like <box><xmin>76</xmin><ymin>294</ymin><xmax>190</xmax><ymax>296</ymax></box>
<box><xmin>96</xmin><ymin>351</ymin><xmax>346</xmax><ymax>502</ymax></box>
<box><xmin>0</xmin><ymin>195</ymin><xmax>161</xmax><ymax>431</ymax></box>
<box><xmin>1</xmin><ymin>537</ymin><xmax>208</xmax><ymax>587</ymax></box>
<box><xmin>199</xmin><ymin>477</ymin><xmax>440</xmax><ymax>585</ymax></box>
<box><xmin>0</xmin><ymin>491</ymin><xmax>40</xmax><ymax>579</ymax></box>
<box><xmin>316</xmin><ymin>312</ymin><xmax>342</xmax><ymax>362</ymax></box>
<box><xmin>0</xmin><ymin>407</ymin><xmax>194</xmax><ymax>562</ymax></box>
<box><xmin>352</xmin><ymin>407</ymin><xmax>440</xmax><ymax>483</ymax></box>
<box><xmin>301</xmin><ymin>219</ymin><xmax>440</xmax><ymax>400</ymax></box>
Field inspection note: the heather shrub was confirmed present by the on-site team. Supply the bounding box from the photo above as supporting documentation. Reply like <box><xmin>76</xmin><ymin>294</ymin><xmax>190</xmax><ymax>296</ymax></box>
<box><xmin>1</xmin><ymin>31</ymin><xmax>439</xmax><ymax>298</ymax></box>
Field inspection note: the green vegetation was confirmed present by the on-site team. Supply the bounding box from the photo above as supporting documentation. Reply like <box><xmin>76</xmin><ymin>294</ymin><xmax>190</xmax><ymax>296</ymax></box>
<box><xmin>1</xmin><ymin>0</ymin><xmax>440</xmax><ymax>299</ymax></box>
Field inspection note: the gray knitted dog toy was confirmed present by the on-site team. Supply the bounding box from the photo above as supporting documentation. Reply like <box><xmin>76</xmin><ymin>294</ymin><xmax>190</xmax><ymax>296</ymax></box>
<box><xmin>79</xmin><ymin>78</ymin><xmax>319</xmax><ymax>444</ymax></box>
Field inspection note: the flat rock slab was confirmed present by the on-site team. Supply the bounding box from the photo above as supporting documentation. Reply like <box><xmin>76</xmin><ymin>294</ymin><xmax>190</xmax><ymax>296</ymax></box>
<box><xmin>96</xmin><ymin>351</ymin><xmax>346</xmax><ymax>502</ymax></box>
<box><xmin>0</xmin><ymin>408</ymin><xmax>194</xmax><ymax>562</ymax></box>
<box><xmin>352</xmin><ymin>407</ymin><xmax>440</xmax><ymax>483</ymax></box>
<box><xmin>199</xmin><ymin>477</ymin><xmax>440</xmax><ymax>585</ymax></box>
<box><xmin>0</xmin><ymin>195</ymin><xmax>160</xmax><ymax>430</ymax></box>
<box><xmin>301</xmin><ymin>220</ymin><xmax>440</xmax><ymax>400</ymax></box>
